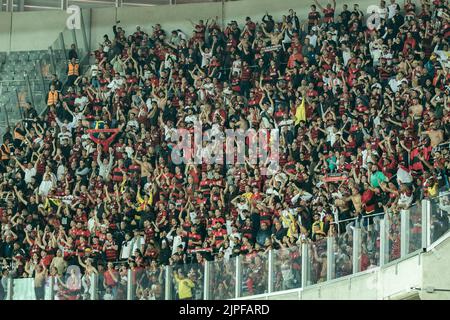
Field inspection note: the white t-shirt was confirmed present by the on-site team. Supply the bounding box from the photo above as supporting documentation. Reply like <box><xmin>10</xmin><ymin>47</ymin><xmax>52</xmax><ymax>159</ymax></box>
<box><xmin>38</xmin><ymin>179</ymin><xmax>54</xmax><ymax>196</ymax></box>
<box><xmin>388</xmin><ymin>3</ymin><xmax>398</xmax><ymax>19</ymax></box>
<box><xmin>90</xmin><ymin>64</ymin><xmax>99</xmax><ymax>77</ymax></box>
<box><xmin>24</xmin><ymin>167</ymin><xmax>37</xmax><ymax>184</ymax></box>
<box><xmin>306</xmin><ymin>34</ymin><xmax>318</xmax><ymax>48</ymax></box>
<box><xmin>74</xmin><ymin>96</ymin><xmax>89</xmax><ymax>110</ymax></box>
<box><xmin>342</xmin><ymin>49</ymin><xmax>351</xmax><ymax>66</ymax></box>
<box><xmin>378</xmin><ymin>7</ymin><xmax>388</xmax><ymax>20</ymax></box>
<box><xmin>201</xmin><ymin>51</ymin><xmax>212</xmax><ymax>68</ymax></box>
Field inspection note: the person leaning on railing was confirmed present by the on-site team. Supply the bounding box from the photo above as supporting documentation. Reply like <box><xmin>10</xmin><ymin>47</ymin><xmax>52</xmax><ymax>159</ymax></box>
<box><xmin>172</xmin><ymin>268</ymin><xmax>195</xmax><ymax>300</ymax></box>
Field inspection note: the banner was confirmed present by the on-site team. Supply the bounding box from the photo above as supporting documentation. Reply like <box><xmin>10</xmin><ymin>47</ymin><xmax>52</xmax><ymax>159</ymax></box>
<box><xmin>323</xmin><ymin>175</ymin><xmax>348</xmax><ymax>183</ymax></box>
<box><xmin>261</xmin><ymin>44</ymin><xmax>282</xmax><ymax>53</ymax></box>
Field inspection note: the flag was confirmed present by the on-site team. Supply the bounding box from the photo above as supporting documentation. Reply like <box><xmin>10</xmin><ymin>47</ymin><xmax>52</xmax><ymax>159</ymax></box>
<box><xmin>294</xmin><ymin>97</ymin><xmax>306</xmax><ymax>125</ymax></box>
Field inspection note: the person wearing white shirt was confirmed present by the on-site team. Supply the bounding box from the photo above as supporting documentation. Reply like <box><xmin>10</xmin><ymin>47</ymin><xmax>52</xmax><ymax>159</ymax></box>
<box><xmin>130</xmin><ymin>232</ymin><xmax>144</xmax><ymax>257</ymax></box>
<box><xmin>199</xmin><ymin>46</ymin><xmax>213</xmax><ymax>68</ymax></box>
<box><xmin>87</xmin><ymin>213</ymin><xmax>97</xmax><ymax>234</ymax></box>
<box><xmin>361</xmin><ymin>145</ymin><xmax>379</xmax><ymax>169</ymax></box>
<box><xmin>369</xmin><ymin>39</ymin><xmax>383</xmax><ymax>67</ymax></box>
<box><xmin>341</xmin><ymin>44</ymin><xmax>351</xmax><ymax>66</ymax></box>
<box><xmin>387</xmin><ymin>0</ymin><xmax>398</xmax><ymax>19</ymax></box>
<box><xmin>167</xmin><ymin>227</ymin><xmax>186</xmax><ymax>255</ymax></box>
<box><xmin>306</xmin><ymin>32</ymin><xmax>318</xmax><ymax>48</ymax></box>
<box><xmin>57</xmin><ymin>164</ymin><xmax>66</xmax><ymax>182</ymax></box>
<box><xmin>120</xmin><ymin>234</ymin><xmax>134</xmax><ymax>260</ymax></box>
<box><xmin>97</xmin><ymin>148</ymin><xmax>114</xmax><ymax>181</ymax></box>
<box><xmin>74</xmin><ymin>95</ymin><xmax>89</xmax><ymax>111</ymax></box>
<box><xmin>397</xmin><ymin>164</ymin><xmax>413</xmax><ymax>185</ymax></box>
<box><xmin>162</xmin><ymin>123</ymin><xmax>177</xmax><ymax>142</ymax></box>
<box><xmin>378</xmin><ymin>0</ymin><xmax>388</xmax><ymax>20</ymax></box>
<box><xmin>107</xmin><ymin>74</ymin><xmax>125</xmax><ymax>92</ymax></box>
<box><xmin>14</xmin><ymin>156</ymin><xmax>38</xmax><ymax>184</ymax></box>
<box><xmin>291</xmin><ymin>189</ymin><xmax>313</xmax><ymax>204</ymax></box>
<box><xmin>231</xmin><ymin>57</ymin><xmax>242</xmax><ymax>76</ymax></box>
<box><xmin>388</xmin><ymin>75</ymin><xmax>407</xmax><ymax>93</ymax></box>
<box><xmin>38</xmin><ymin>173</ymin><xmax>55</xmax><ymax>197</ymax></box>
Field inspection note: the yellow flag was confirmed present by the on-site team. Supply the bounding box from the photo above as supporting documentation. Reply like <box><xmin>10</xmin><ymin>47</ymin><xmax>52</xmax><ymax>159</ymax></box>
<box><xmin>294</xmin><ymin>97</ymin><xmax>306</xmax><ymax>125</ymax></box>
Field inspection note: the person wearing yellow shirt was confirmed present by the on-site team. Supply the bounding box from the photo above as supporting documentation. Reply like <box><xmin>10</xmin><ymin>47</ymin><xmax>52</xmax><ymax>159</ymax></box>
<box><xmin>242</xmin><ymin>191</ymin><xmax>253</xmax><ymax>201</ymax></box>
<box><xmin>173</xmin><ymin>269</ymin><xmax>195</xmax><ymax>300</ymax></box>
<box><xmin>280</xmin><ymin>211</ymin><xmax>298</xmax><ymax>238</ymax></box>
<box><xmin>136</xmin><ymin>184</ymin><xmax>154</xmax><ymax>212</ymax></box>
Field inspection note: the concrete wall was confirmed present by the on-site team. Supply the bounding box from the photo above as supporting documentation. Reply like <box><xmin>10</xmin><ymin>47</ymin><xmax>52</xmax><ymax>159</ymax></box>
<box><xmin>0</xmin><ymin>12</ymin><xmax>12</xmax><ymax>52</ymax></box>
<box><xmin>89</xmin><ymin>0</ymin><xmax>385</xmax><ymax>50</ymax></box>
<box><xmin>0</xmin><ymin>11</ymin><xmax>67</xmax><ymax>52</ymax></box>
<box><xmin>420</xmin><ymin>234</ymin><xmax>450</xmax><ymax>300</ymax></box>
<box><xmin>240</xmin><ymin>255</ymin><xmax>422</xmax><ymax>300</ymax></box>
<box><xmin>239</xmin><ymin>233</ymin><xmax>450</xmax><ymax>300</ymax></box>
<box><xmin>0</xmin><ymin>0</ymin><xmax>421</xmax><ymax>53</ymax></box>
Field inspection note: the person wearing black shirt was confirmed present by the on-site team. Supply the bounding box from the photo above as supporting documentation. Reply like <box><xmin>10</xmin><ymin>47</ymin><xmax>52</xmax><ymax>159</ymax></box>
<box><xmin>389</xmin><ymin>10</ymin><xmax>405</xmax><ymax>34</ymax></box>
<box><xmin>48</xmin><ymin>74</ymin><xmax>63</xmax><ymax>92</ymax></box>
<box><xmin>68</xmin><ymin>44</ymin><xmax>78</xmax><ymax>60</ymax></box>
<box><xmin>340</xmin><ymin>4</ymin><xmax>351</xmax><ymax>27</ymax></box>
<box><xmin>262</xmin><ymin>13</ymin><xmax>275</xmax><ymax>33</ymax></box>
<box><xmin>287</xmin><ymin>9</ymin><xmax>301</xmax><ymax>31</ymax></box>
<box><xmin>2</xmin><ymin>127</ymin><xmax>13</xmax><ymax>146</ymax></box>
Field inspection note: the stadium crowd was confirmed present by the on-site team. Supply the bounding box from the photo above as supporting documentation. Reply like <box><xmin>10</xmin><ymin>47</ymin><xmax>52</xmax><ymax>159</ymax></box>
<box><xmin>1</xmin><ymin>0</ymin><xmax>450</xmax><ymax>300</ymax></box>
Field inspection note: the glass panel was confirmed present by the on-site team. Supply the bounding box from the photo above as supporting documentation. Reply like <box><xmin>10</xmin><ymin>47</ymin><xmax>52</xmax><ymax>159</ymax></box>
<box><xmin>387</xmin><ymin>211</ymin><xmax>401</xmax><ymax>263</ymax></box>
<box><xmin>334</xmin><ymin>229</ymin><xmax>353</xmax><ymax>279</ymax></box>
<box><xmin>209</xmin><ymin>256</ymin><xmax>236</xmax><ymax>300</ymax></box>
<box><xmin>308</xmin><ymin>238</ymin><xmax>327</xmax><ymax>285</ymax></box>
<box><xmin>272</xmin><ymin>245</ymin><xmax>301</xmax><ymax>292</ymax></box>
<box><xmin>430</xmin><ymin>192</ymin><xmax>450</xmax><ymax>243</ymax></box>
<box><xmin>54</xmin><ymin>266</ymin><xmax>85</xmax><ymax>300</ymax></box>
<box><xmin>51</xmin><ymin>33</ymin><xmax>67</xmax><ymax>83</ymax></box>
<box><xmin>97</xmin><ymin>265</ymin><xmax>128</xmax><ymax>300</ymax></box>
<box><xmin>12</xmin><ymin>278</ymin><xmax>36</xmax><ymax>300</ymax></box>
<box><xmin>241</xmin><ymin>251</ymin><xmax>268</xmax><ymax>297</ymax></box>
<box><xmin>172</xmin><ymin>262</ymin><xmax>204</xmax><ymax>300</ymax></box>
<box><xmin>360</xmin><ymin>214</ymin><xmax>381</xmax><ymax>270</ymax></box>
<box><xmin>408</xmin><ymin>202</ymin><xmax>423</xmax><ymax>254</ymax></box>
<box><xmin>69</xmin><ymin>0</ymin><xmax>116</xmax><ymax>9</ymax></box>
<box><xmin>132</xmin><ymin>266</ymin><xmax>166</xmax><ymax>300</ymax></box>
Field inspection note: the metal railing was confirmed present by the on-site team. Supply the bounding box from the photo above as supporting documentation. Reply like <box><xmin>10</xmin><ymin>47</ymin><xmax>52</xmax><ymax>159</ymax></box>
<box><xmin>4</xmin><ymin>190</ymin><xmax>450</xmax><ymax>300</ymax></box>
<box><xmin>0</xmin><ymin>8</ymin><xmax>90</xmax><ymax>143</ymax></box>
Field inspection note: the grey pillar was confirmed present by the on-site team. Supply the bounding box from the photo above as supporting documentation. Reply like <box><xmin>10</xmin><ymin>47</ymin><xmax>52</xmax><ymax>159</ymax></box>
<box><xmin>6</xmin><ymin>0</ymin><xmax>13</xmax><ymax>12</ymax></box>
<box><xmin>126</xmin><ymin>269</ymin><xmax>133</xmax><ymax>300</ymax></box>
<box><xmin>14</xmin><ymin>88</ymin><xmax>24</xmax><ymax>120</ymax></box>
<box><xmin>61</xmin><ymin>0</ymin><xmax>68</xmax><ymax>10</ymax></box>
<box><xmin>90</xmin><ymin>273</ymin><xmax>97</xmax><ymax>300</ymax></box>
<box><xmin>327</xmin><ymin>237</ymin><xmax>335</xmax><ymax>281</ymax></box>
<box><xmin>164</xmin><ymin>265</ymin><xmax>172</xmax><ymax>300</ymax></box>
<box><xmin>234</xmin><ymin>255</ymin><xmax>242</xmax><ymax>298</ymax></box>
<box><xmin>422</xmin><ymin>199</ymin><xmax>432</xmax><ymax>249</ymax></box>
<box><xmin>301</xmin><ymin>242</ymin><xmax>309</xmax><ymax>288</ymax></box>
<box><xmin>48</xmin><ymin>47</ymin><xmax>57</xmax><ymax>76</ymax></box>
<box><xmin>60</xmin><ymin>32</ymin><xmax>67</xmax><ymax>61</ymax></box>
<box><xmin>80</xmin><ymin>9</ymin><xmax>89</xmax><ymax>57</ymax></box>
<box><xmin>17</xmin><ymin>0</ymin><xmax>24</xmax><ymax>11</ymax></box>
<box><xmin>267</xmin><ymin>249</ymin><xmax>274</xmax><ymax>293</ymax></box>
<box><xmin>6</xmin><ymin>276</ymin><xmax>13</xmax><ymax>300</ymax></box>
<box><xmin>25</xmin><ymin>73</ymin><xmax>35</xmax><ymax>107</ymax></box>
<box><xmin>379</xmin><ymin>218</ymin><xmax>389</xmax><ymax>266</ymax></box>
<box><xmin>203</xmin><ymin>261</ymin><xmax>210</xmax><ymax>300</ymax></box>
<box><xmin>400</xmin><ymin>208</ymin><xmax>410</xmax><ymax>257</ymax></box>
<box><xmin>49</xmin><ymin>276</ymin><xmax>55</xmax><ymax>300</ymax></box>
<box><xmin>38</xmin><ymin>59</ymin><xmax>47</xmax><ymax>93</ymax></box>
<box><xmin>71</xmin><ymin>29</ymin><xmax>78</xmax><ymax>54</ymax></box>
<box><xmin>352</xmin><ymin>228</ymin><xmax>361</xmax><ymax>273</ymax></box>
